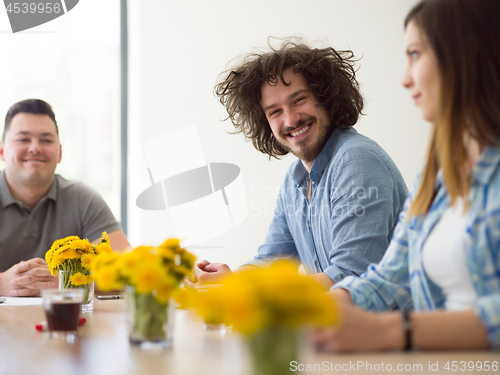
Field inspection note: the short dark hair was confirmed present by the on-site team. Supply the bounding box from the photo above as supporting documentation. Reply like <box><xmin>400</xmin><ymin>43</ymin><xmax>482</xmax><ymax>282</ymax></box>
<box><xmin>3</xmin><ymin>99</ymin><xmax>58</xmax><ymax>142</ymax></box>
<box><xmin>214</xmin><ymin>38</ymin><xmax>364</xmax><ymax>159</ymax></box>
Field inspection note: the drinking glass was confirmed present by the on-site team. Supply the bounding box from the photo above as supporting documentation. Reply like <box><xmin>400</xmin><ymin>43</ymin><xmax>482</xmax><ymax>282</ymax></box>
<box><xmin>41</xmin><ymin>288</ymin><xmax>84</xmax><ymax>341</ymax></box>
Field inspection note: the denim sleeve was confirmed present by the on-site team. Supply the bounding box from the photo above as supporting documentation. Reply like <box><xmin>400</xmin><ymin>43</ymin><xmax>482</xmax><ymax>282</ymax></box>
<box><xmin>242</xmin><ymin>183</ymin><xmax>300</xmax><ymax>268</ymax></box>
<box><xmin>332</xmin><ymin>194</ymin><xmax>414</xmax><ymax>312</ymax></box>
<box><xmin>473</xmin><ymin>183</ymin><xmax>500</xmax><ymax>350</ymax></box>
<box><xmin>323</xmin><ymin>147</ymin><xmax>407</xmax><ymax>282</ymax></box>
<box><xmin>475</xmin><ymin>295</ymin><xmax>500</xmax><ymax>350</ymax></box>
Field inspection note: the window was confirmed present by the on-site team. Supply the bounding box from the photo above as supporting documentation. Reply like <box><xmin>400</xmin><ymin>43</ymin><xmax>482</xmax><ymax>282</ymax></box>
<box><xmin>0</xmin><ymin>1</ymin><xmax>122</xmax><ymax>223</ymax></box>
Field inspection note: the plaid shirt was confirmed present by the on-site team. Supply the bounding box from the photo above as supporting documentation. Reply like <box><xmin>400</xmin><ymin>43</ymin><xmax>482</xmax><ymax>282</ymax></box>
<box><xmin>333</xmin><ymin>146</ymin><xmax>500</xmax><ymax>349</ymax></box>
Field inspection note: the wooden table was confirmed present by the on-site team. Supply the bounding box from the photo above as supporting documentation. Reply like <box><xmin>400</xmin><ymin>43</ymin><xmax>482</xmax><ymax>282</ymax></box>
<box><xmin>0</xmin><ymin>298</ymin><xmax>498</xmax><ymax>375</ymax></box>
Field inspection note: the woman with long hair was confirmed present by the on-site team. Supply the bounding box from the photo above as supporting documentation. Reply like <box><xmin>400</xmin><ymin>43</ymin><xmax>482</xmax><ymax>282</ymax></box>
<box><xmin>312</xmin><ymin>0</ymin><xmax>500</xmax><ymax>351</ymax></box>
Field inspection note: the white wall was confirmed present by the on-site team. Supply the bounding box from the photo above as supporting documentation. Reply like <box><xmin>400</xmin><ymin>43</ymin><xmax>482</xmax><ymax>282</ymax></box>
<box><xmin>127</xmin><ymin>0</ymin><xmax>430</xmax><ymax>268</ymax></box>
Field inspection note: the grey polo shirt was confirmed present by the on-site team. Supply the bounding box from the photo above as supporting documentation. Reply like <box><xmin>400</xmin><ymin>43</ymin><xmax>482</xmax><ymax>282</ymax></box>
<box><xmin>0</xmin><ymin>171</ymin><xmax>121</xmax><ymax>272</ymax></box>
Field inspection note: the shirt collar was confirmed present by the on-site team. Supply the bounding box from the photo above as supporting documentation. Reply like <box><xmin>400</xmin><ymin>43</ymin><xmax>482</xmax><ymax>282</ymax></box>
<box><xmin>46</xmin><ymin>175</ymin><xmax>58</xmax><ymax>201</ymax></box>
<box><xmin>0</xmin><ymin>170</ymin><xmax>58</xmax><ymax>208</ymax></box>
<box><xmin>470</xmin><ymin>146</ymin><xmax>500</xmax><ymax>186</ymax></box>
<box><xmin>432</xmin><ymin>145</ymin><xmax>500</xmax><ymax>190</ymax></box>
<box><xmin>0</xmin><ymin>170</ymin><xmax>16</xmax><ymax>208</ymax></box>
<box><xmin>291</xmin><ymin>128</ymin><xmax>342</xmax><ymax>187</ymax></box>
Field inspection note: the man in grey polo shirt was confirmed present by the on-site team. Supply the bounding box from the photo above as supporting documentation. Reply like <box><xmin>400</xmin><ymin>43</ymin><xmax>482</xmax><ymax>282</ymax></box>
<box><xmin>0</xmin><ymin>99</ymin><xmax>130</xmax><ymax>297</ymax></box>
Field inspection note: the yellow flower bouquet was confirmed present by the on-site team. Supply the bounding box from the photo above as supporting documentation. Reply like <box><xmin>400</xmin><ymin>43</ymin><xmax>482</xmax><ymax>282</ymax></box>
<box><xmin>45</xmin><ymin>232</ymin><xmax>111</xmax><ymax>311</ymax></box>
<box><xmin>180</xmin><ymin>262</ymin><xmax>337</xmax><ymax>374</ymax></box>
<box><xmin>92</xmin><ymin>238</ymin><xmax>196</xmax><ymax>348</ymax></box>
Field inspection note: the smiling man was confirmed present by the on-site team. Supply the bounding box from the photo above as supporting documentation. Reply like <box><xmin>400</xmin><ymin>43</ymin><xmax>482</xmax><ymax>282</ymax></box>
<box><xmin>186</xmin><ymin>39</ymin><xmax>408</xmax><ymax>289</ymax></box>
<box><xmin>0</xmin><ymin>99</ymin><xmax>130</xmax><ymax>296</ymax></box>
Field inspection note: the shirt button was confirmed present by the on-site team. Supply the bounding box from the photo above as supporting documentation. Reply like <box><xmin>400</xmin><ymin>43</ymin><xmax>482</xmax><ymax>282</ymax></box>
<box><xmin>315</xmin><ymin>261</ymin><xmax>319</xmax><ymax>266</ymax></box>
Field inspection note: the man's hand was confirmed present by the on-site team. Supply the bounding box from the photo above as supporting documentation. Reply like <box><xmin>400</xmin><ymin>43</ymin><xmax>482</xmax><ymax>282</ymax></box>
<box><xmin>184</xmin><ymin>260</ymin><xmax>233</xmax><ymax>288</ymax></box>
<box><xmin>0</xmin><ymin>258</ymin><xmax>57</xmax><ymax>297</ymax></box>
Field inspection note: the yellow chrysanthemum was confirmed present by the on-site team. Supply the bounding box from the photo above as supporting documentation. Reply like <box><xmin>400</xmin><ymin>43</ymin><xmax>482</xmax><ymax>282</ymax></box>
<box><xmin>91</xmin><ymin>252</ymin><xmax>120</xmax><ymax>272</ymax></box>
<box><xmin>94</xmin><ymin>264</ymin><xmax>122</xmax><ymax>291</ymax></box>
<box><xmin>48</xmin><ymin>239</ymin><xmax>61</xmax><ymax>251</ymax></box>
<box><xmin>61</xmin><ymin>235</ymin><xmax>80</xmax><ymax>243</ymax></box>
<box><xmin>55</xmin><ymin>244</ymin><xmax>71</xmax><ymax>254</ymax></box>
<box><xmin>181</xmin><ymin>251</ymin><xmax>196</xmax><ymax>268</ymax></box>
<box><xmin>60</xmin><ymin>248</ymin><xmax>78</xmax><ymax>260</ymax></box>
<box><xmin>101</xmin><ymin>231</ymin><xmax>110</xmax><ymax>243</ymax></box>
<box><xmin>130</xmin><ymin>262</ymin><xmax>165</xmax><ymax>295</ymax></box>
<box><xmin>51</xmin><ymin>236</ymin><xmax>79</xmax><ymax>251</ymax></box>
<box><xmin>160</xmin><ymin>238</ymin><xmax>180</xmax><ymax>249</ymax></box>
<box><xmin>173</xmin><ymin>264</ymin><xmax>192</xmax><ymax>277</ymax></box>
<box><xmin>47</xmin><ymin>234</ymin><xmax>115</xmax><ymax>288</ymax></box>
<box><xmin>80</xmin><ymin>253</ymin><xmax>94</xmax><ymax>270</ymax></box>
<box><xmin>49</xmin><ymin>252</ymin><xmax>64</xmax><ymax>275</ymax></box>
<box><xmin>157</xmin><ymin>246</ymin><xmax>175</xmax><ymax>260</ymax></box>
<box><xmin>84</xmin><ymin>273</ymin><xmax>94</xmax><ymax>284</ymax></box>
<box><xmin>95</xmin><ymin>243</ymin><xmax>113</xmax><ymax>255</ymax></box>
<box><xmin>90</xmin><ymin>238</ymin><xmax>194</xmax><ymax>298</ymax></box>
<box><xmin>134</xmin><ymin>245</ymin><xmax>154</xmax><ymax>254</ymax></box>
<box><xmin>69</xmin><ymin>272</ymin><xmax>87</xmax><ymax>286</ymax></box>
<box><xmin>190</xmin><ymin>261</ymin><xmax>338</xmax><ymax>335</ymax></box>
<box><xmin>45</xmin><ymin>250</ymin><xmax>53</xmax><ymax>266</ymax></box>
<box><xmin>118</xmin><ymin>251</ymin><xmax>141</xmax><ymax>277</ymax></box>
<box><xmin>154</xmin><ymin>276</ymin><xmax>175</xmax><ymax>305</ymax></box>
<box><xmin>70</xmin><ymin>239</ymin><xmax>91</xmax><ymax>253</ymax></box>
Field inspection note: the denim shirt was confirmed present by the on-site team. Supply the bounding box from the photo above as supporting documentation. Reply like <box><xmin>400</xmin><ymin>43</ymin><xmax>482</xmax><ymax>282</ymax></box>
<box><xmin>244</xmin><ymin>128</ymin><xmax>408</xmax><ymax>282</ymax></box>
<box><xmin>333</xmin><ymin>146</ymin><xmax>500</xmax><ymax>349</ymax></box>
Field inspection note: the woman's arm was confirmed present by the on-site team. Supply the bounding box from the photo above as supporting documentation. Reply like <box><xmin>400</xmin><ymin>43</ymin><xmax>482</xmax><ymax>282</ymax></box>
<box><xmin>411</xmin><ymin>310</ymin><xmax>489</xmax><ymax>350</ymax></box>
<box><xmin>312</xmin><ymin>297</ymin><xmax>490</xmax><ymax>352</ymax></box>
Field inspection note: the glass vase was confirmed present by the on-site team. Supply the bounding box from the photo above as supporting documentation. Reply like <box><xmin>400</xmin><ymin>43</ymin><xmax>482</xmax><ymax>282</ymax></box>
<box><xmin>58</xmin><ymin>270</ymin><xmax>94</xmax><ymax>312</ymax></box>
<box><xmin>126</xmin><ymin>286</ymin><xmax>173</xmax><ymax>349</ymax></box>
<box><xmin>245</xmin><ymin>326</ymin><xmax>299</xmax><ymax>375</ymax></box>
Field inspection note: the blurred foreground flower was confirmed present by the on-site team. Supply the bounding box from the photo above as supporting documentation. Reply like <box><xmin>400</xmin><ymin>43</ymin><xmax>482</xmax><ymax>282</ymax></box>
<box><xmin>92</xmin><ymin>239</ymin><xmax>196</xmax><ymax>348</ymax></box>
<box><xmin>177</xmin><ymin>261</ymin><xmax>338</xmax><ymax>374</ymax></box>
<box><xmin>179</xmin><ymin>261</ymin><xmax>338</xmax><ymax>333</ymax></box>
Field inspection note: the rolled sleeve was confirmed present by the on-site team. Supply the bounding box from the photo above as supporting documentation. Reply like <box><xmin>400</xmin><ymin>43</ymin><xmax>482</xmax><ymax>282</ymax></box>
<box><xmin>324</xmin><ymin>264</ymin><xmax>358</xmax><ymax>283</ymax></box>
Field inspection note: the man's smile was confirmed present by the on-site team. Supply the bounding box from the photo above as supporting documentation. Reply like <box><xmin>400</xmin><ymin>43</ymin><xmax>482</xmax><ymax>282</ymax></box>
<box><xmin>287</xmin><ymin>122</ymin><xmax>312</xmax><ymax>138</ymax></box>
<box><xmin>22</xmin><ymin>157</ymin><xmax>46</xmax><ymax>163</ymax></box>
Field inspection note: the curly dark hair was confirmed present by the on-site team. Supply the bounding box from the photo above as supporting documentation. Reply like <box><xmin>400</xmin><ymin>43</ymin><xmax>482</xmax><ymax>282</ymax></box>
<box><xmin>214</xmin><ymin>38</ymin><xmax>364</xmax><ymax>158</ymax></box>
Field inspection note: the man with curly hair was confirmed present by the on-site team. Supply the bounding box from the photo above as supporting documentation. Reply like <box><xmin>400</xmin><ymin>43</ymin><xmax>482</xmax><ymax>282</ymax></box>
<box><xmin>187</xmin><ymin>39</ymin><xmax>408</xmax><ymax>289</ymax></box>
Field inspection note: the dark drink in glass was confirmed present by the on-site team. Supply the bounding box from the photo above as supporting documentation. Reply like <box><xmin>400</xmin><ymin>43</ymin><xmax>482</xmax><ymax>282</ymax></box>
<box><xmin>45</xmin><ymin>302</ymin><xmax>81</xmax><ymax>331</ymax></box>
<box><xmin>42</xmin><ymin>289</ymin><xmax>84</xmax><ymax>340</ymax></box>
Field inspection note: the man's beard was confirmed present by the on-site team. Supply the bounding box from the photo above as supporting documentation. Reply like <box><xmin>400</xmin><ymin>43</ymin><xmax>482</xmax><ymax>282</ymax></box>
<box><xmin>277</xmin><ymin>118</ymin><xmax>334</xmax><ymax>163</ymax></box>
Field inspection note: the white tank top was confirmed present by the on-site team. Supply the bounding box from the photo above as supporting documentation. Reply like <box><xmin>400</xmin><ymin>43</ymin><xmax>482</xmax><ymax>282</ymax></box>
<box><xmin>421</xmin><ymin>199</ymin><xmax>477</xmax><ymax>311</ymax></box>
